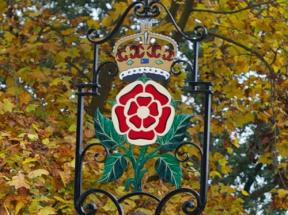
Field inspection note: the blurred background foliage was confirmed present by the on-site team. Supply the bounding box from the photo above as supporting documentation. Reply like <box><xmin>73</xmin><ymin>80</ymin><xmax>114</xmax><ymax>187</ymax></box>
<box><xmin>0</xmin><ymin>0</ymin><xmax>287</xmax><ymax>214</ymax></box>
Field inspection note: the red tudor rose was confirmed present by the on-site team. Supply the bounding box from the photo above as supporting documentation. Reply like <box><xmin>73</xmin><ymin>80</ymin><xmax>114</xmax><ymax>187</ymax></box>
<box><xmin>112</xmin><ymin>80</ymin><xmax>175</xmax><ymax>146</ymax></box>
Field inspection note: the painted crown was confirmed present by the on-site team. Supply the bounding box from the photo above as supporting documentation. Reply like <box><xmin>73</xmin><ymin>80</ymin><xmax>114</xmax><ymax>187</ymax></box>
<box><xmin>113</xmin><ymin>23</ymin><xmax>178</xmax><ymax>81</ymax></box>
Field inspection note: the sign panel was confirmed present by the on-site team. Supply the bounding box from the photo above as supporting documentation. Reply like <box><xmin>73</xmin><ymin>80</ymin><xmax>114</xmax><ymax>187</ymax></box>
<box><xmin>94</xmin><ymin>22</ymin><xmax>191</xmax><ymax>192</ymax></box>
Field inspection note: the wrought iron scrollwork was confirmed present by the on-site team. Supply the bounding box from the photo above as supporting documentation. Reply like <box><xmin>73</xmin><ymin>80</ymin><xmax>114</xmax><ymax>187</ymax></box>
<box><xmin>86</xmin><ymin>1</ymin><xmax>141</xmax><ymax>44</ymax></box>
<box><xmin>76</xmin><ymin>189</ymin><xmax>124</xmax><ymax>215</ymax></box>
<box><xmin>156</xmin><ymin>2</ymin><xmax>208</xmax><ymax>42</ymax></box>
<box><xmin>93</xmin><ymin>61</ymin><xmax>119</xmax><ymax>95</ymax></box>
<box><xmin>170</xmin><ymin>59</ymin><xmax>193</xmax><ymax>76</ymax></box>
<box><xmin>86</xmin><ymin>0</ymin><xmax>207</xmax><ymax>44</ymax></box>
<box><xmin>118</xmin><ymin>192</ymin><xmax>161</xmax><ymax>203</ymax></box>
<box><xmin>175</xmin><ymin>141</ymin><xmax>203</xmax><ymax>163</ymax></box>
<box><xmin>134</xmin><ymin>0</ymin><xmax>161</xmax><ymax>18</ymax></box>
<box><xmin>155</xmin><ymin>188</ymin><xmax>201</xmax><ymax>215</ymax></box>
<box><xmin>80</xmin><ymin>143</ymin><xmax>109</xmax><ymax>163</ymax></box>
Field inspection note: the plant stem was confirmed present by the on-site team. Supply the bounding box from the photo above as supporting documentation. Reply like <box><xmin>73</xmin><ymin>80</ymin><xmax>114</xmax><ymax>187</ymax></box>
<box><xmin>121</xmin><ymin>145</ymin><xmax>160</xmax><ymax>192</ymax></box>
<box><xmin>132</xmin><ymin>146</ymin><xmax>148</xmax><ymax>192</ymax></box>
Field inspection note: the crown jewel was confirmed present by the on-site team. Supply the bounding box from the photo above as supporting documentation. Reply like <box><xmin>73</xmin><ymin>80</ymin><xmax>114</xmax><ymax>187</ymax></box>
<box><xmin>113</xmin><ymin>22</ymin><xmax>178</xmax><ymax>81</ymax></box>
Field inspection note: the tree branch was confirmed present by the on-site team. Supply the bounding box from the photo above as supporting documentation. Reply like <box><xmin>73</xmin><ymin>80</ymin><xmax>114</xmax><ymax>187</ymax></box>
<box><xmin>249</xmin><ymin>183</ymin><xmax>275</xmax><ymax>199</ymax></box>
<box><xmin>244</xmin><ymin>163</ymin><xmax>263</xmax><ymax>193</ymax></box>
<box><xmin>208</xmin><ymin>31</ymin><xmax>274</xmax><ymax>75</ymax></box>
<box><xmin>172</xmin><ymin>0</ymin><xmax>195</xmax><ymax>42</ymax></box>
<box><xmin>191</xmin><ymin>1</ymin><xmax>275</xmax><ymax>15</ymax></box>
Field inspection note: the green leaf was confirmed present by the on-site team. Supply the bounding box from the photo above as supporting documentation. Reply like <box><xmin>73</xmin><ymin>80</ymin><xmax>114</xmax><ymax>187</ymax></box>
<box><xmin>98</xmin><ymin>153</ymin><xmax>128</xmax><ymax>183</ymax></box>
<box><xmin>155</xmin><ymin>154</ymin><xmax>182</xmax><ymax>188</ymax></box>
<box><xmin>94</xmin><ymin>109</ymin><xmax>126</xmax><ymax>149</ymax></box>
<box><xmin>158</xmin><ymin>114</ymin><xmax>191</xmax><ymax>151</ymax></box>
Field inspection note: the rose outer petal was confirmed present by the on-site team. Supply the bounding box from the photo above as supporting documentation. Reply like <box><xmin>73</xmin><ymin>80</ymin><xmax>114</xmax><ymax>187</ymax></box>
<box><xmin>119</xmin><ymin>84</ymin><xmax>143</xmax><ymax>105</ymax></box>
<box><xmin>155</xmin><ymin>106</ymin><xmax>172</xmax><ymax>133</ymax></box>
<box><xmin>129</xmin><ymin>115</ymin><xmax>142</xmax><ymax>128</ymax></box>
<box><xmin>114</xmin><ymin>106</ymin><xmax>129</xmax><ymax>133</ymax></box>
<box><xmin>143</xmin><ymin>116</ymin><xmax>156</xmax><ymax>128</ymax></box>
<box><xmin>145</xmin><ymin>84</ymin><xmax>169</xmax><ymax>105</ymax></box>
<box><xmin>127</xmin><ymin>101</ymin><xmax>138</xmax><ymax>115</ymax></box>
<box><xmin>128</xmin><ymin>130</ymin><xmax>155</xmax><ymax>141</ymax></box>
<box><xmin>148</xmin><ymin>102</ymin><xmax>159</xmax><ymax>116</ymax></box>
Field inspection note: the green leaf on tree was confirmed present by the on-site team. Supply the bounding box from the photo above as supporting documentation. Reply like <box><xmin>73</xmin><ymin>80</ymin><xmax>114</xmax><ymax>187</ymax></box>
<box><xmin>155</xmin><ymin>154</ymin><xmax>182</xmax><ymax>188</ymax></box>
<box><xmin>94</xmin><ymin>109</ymin><xmax>126</xmax><ymax>149</ymax></box>
<box><xmin>157</xmin><ymin>114</ymin><xmax>191</xmax><ymax>151</ymax></box>
<box><xmin>98</xmin><ymin>153</ymin><xmax>128</xmax><ymax>183</ymax></box>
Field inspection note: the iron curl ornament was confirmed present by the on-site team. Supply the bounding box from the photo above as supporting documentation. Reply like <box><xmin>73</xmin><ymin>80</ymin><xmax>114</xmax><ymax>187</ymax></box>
<box><xmin>74</xmin><ymin>0</ymin><xmax>212</xmax><ymax>214</ymax></box>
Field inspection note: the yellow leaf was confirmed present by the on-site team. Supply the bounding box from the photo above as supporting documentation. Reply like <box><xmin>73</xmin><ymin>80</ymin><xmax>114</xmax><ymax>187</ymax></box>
<box><xmin>42</xmin><ymin>138</ymin><xmax>50</xmax><ymax>145</ymax></box>
<box><xmin>23</xmin><ymin>157</ymin><xmax>38</xmax><ymax>164</ymax></box>
<box><xmin>0</xmin><ymin>99</ymin><xmax>15</xmax><ymax>113</ymax></box>
<box><xmin>61</xmin><ymin>28</ymin><xmax>74</xmax><ymax>36</ymax></box>
<box><xmin>0</xmin><ymin>1</ymin><xmax>7</xmax><ymax>13</ymax></box>
<box><xmin>258</xmin><ymin>153</ymin><xmax>272</xmax><ymax>164</ymax></box>
<box><xmin>231</xmin><ymin>138</ymin><xmax>240</xmax><ymax>148</ymax></box>
<box><xmin>137</xmin><ymin>208</ymin><xmax>153</xmax><ymax>215</ymax></box>
<box><xmin>26</xmin><ymin>104</ymin><xmax>38</xmax><ymax>112</ymax></box>
<box><xmin>28</xmin><ymin>169</ymin><xmax>49</xmax><ymax>179</ymax></box>
<box><xmin>210</xmin><ymin>170</ymin><xmax>222</xmax><ymax>178</ymax></box>
<box><xmin>27</xmin><ymin>133</ymin><xmax>39</xmax><ymax>141</ymax></box>
<box><xmin>219</xmin><ymin>158</ymin><xmax>231</xmax><ymax>174</ymax></box>
<box><xmin>50</xmin><ymin>78</ymin><xmax>63</xmax><ymax>87</ymax></box>
<box><xmin>37</xmin><ymin>206</ymin><xmax>57</xmax><ymax>215</ymax></box>
<box><xmin>102</xmin><ymin>199</ymin><xmax>117</xmax><ymax>212</ymax></box>
<box><xmin>87</xmin><ymin>19</ymin><xmax>100</xmax><ymax>28</ymax></box>
<box><xmin>241</xmin><ymin>190</ymin><xmax>249</xmax><ymax>196</ymax></box>
<box><xmin>54</xmin><ymin>196</ymin><xmax>71</xmax><ymax>204</ymax></box>
<box><xmin>15</xmin><ymin>201</ymin><xmax>25</xmax><ymax>215</ymax></box>
<box><xmin>277</xmin><ymin>189</ymin><xmax>288</xmax><ymax>198</ymax></box>
<box><xmin>19</xmin><ymin>92</ymin><xmax>31</xmax><ymax>105</ymax></box>
<box><xmin>4</xmin><ymin>32</ymin><xmax>14</xmax><ymax>43</ymax></box>
<box><xmin>227</xmin><ymin>147</ymin><xmax>233</xmax><ymax>154</ymax></box>
<box><xmin>8</xmin><ymin>173</ymin><xmax>30</xmax><ymax>190</ymax></box>
<box><xmin>87</xmin><ymin>138</ymin><xmax>100</xmax><ymax>144</ymax></box>
<box><xmin>277</xmin><ymin>140</ymin><xmax>288</xmax><ymax>157</ymax></box>
<box><xmin>68</xmin><ymin>124</ymin><xmax>76</xmax><ymax>132</ymax></box>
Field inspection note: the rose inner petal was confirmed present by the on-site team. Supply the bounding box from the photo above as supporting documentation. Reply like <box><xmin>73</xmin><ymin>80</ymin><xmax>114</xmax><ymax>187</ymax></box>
<box><xmin>129</xmin><ymin>115</ymin><xmax>142</xmax><ymax>128</ymax></box>
<box><xmin>128</xmin><ymin>101</ymin><xmax>138</xmax><ymax>115</ymax></box>
<box><xmin>136</xmin><ymin>96</ymin><xmax>152</xmax><ymax>106</ymax></box>
<box><xmin>143</xmin><ymin>116</ymin><xmax>156</xmax><ymax>128</ymax></box>
<box><xmin>149</xmin><ymin>102</ymin><xmax>159</xmax><ymax>116</ymax></box>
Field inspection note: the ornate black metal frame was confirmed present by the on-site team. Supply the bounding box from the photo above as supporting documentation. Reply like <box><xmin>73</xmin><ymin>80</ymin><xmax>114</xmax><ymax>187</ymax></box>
<box><xmin>74</xmin><ymin>0</ymin><xmax>212</xmax><ymax>214</ymax></box>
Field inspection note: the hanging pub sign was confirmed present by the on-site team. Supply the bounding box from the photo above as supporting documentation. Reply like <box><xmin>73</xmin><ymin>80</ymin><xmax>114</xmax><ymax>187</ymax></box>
<box><xmin>74</xmin><ymin>1</ymin><xmax>212</xmax><ymax>215</ymax></box>
<box><xmin>94</xmin><ymin>22</ymin><xmax>187</xmax><ymax>191</ymax></box>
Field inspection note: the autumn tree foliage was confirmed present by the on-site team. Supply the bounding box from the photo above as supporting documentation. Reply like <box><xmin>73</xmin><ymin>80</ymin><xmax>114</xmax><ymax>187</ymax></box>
<box><xmin>0</xmin><ymin>0</ymin><xmax>287</xmax><ymax>214</ymax></box>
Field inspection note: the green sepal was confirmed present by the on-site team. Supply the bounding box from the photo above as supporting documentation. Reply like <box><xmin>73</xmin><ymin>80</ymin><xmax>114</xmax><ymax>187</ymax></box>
<box><xmin>157</xmin><ymin>114</ymin><xmax>191</xmax><ymax>151</ymax></box>
<box><xmin>171</xmin><ymin>99</ymin><xmax>181</xmax><ymax>108</ymax></box>
<box><xmin>107</xmin><ymin>99</ymin><xmax>116</xmax><ymax>106</ymax></box>
<box><xmin>155</xmin><ymin>154</ymin><xmax>182</xmax><ymax>188</ymax></box>
<box><xmin>94</xmin><ymin>109</ymin><xmax>126</xmax><ymax>149</ymax></box>
<box><xmin>137</xmin><ymin>74</ymin><xmax>150</xmax><ymax>83</ymax></box>
<box><xmin>98</xmin><ymin>153</ymin><xmax>128</xmax><ymax>183</ymax></box>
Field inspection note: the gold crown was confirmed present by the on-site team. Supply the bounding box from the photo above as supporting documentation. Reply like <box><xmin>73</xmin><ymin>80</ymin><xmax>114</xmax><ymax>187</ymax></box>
<box><xmin>113</xmin><ymin>23</ymin><xmax>178</xmax><ymax>81</ymax></box>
